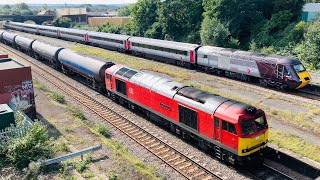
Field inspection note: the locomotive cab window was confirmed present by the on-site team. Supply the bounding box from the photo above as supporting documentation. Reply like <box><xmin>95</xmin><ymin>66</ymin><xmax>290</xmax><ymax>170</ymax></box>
<box><xmin>255</xmin><ymin>116</ymin><xmax>267</xmax><ymax>131</ymax></box>
<box><xmin>293</xmin><ymin>64</ymin><xmax>306</xmax><ymax>73</ymax></box>
<box><xmin>179</xmin><ymin>105</ymin><xmax>198</xmax><ymax>130</ymax></box>
<box><xmin>241</xmin><ymin>120</ymin><xmax>255</xmax><ymax>136</ymax></box>
<box><xmin>222</xmin><ymin>120</ymin><xmax>237</xmax><ymax>135</ymax></box>
<box><xmin>116</xmin><ymin>79</ymin><xmax>127</xmax><ymax>96</ymax></box>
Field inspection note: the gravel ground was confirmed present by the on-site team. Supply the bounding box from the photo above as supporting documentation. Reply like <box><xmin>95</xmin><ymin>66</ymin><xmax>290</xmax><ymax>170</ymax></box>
<box><xmin>9</xmin><ymin>30</ymin><xmax>320</xmax><ymax>147</ymax></box>
<box><xmin>1</xmin><ymin>45</ymin><xmax>249</xmax><ymax>179</ymax></box>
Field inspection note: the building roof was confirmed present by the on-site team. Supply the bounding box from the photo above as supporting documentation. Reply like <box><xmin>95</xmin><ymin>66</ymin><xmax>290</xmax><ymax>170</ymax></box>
<box><xmin>0</xmin><ymin>104</ymin><xmax>13</xmax><ymax>114</ymax></box>
<box><xmin>303</xmin><ymin>3</ymin><xmax>320</xmax><ymax>12</ymax></box>
<box><xmin>55</xmin><ymin>8</ymin><xmax>87</xmax><ymax>17</ymax></box>
<box><xmin>37</xmin><ymin>9</ymin><xmax>55</xmax><ymax>16</ymax></box>
<box><xmin>87</xmin><ymin>11</ymin><xmax>108</xmax><ymax>17</ymax></box>
<box><xmin>0</xmin><ymin>58</ymin><xmax>24</xmax><ymax>71</ymax></box>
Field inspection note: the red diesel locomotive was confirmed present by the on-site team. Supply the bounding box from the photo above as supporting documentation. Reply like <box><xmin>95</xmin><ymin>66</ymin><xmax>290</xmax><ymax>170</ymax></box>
<box><xmin>105</xmin><ymin>64</ymin><xmax>269</xmax><ymax>164</ymax></box>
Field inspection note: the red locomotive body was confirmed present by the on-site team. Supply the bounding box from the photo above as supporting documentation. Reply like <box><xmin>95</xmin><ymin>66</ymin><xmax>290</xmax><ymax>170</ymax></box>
<box><xmin>105</xmin><ymin>65</ymin><xmax>269</xmax><ymax>164</ymax></box>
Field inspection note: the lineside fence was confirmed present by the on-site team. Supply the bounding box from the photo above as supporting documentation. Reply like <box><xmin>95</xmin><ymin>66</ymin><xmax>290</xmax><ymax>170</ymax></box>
<box><xmin>0</xmin><ymin>111</ymin><xmax>33</xmax><ymax>144</ymax></box>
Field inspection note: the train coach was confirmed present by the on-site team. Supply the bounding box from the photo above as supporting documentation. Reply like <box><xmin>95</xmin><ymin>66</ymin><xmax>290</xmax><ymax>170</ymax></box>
<box><xmin>4</xmin><ymin>21</ymin><xmax>312</xmax><ymax>90</ymax></box>
<box><xmin>197</xmin><ymin>46</ymin><xmax>312</xmax><ymax>90</ymax></box>
<box><xmin>105</xmin><ymin>65</ymin><xmax>269</xmax><ymax>164</ymax></box>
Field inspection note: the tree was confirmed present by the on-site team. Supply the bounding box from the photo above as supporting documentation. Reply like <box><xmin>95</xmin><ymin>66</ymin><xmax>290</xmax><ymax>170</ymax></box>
<box><xmin>15</xmin><ymin>2</ymin><xmax>29</xmax><ymax>10</ymax></box>
<box><xmin>131</xmin><ymin>0</ymin><xmax>161</xmax><ymax>36</ymax></box>
<box><xmin>0</xmin><ymin>5</ymin><xmax>12</xmax><ymax>15</ymax></box>
<box><xmin>52</xmin><ymin>17</ymin><xmax>72</xmax><ymax>28</ymax></box>
<box><xmin>117</xmin><ymin>5</ymin><xmax>131</xmax><ymax>17</ymax></box>
<box><xmin>202</xmin><ymin>0</ymin><xmax>264</xmax><ymax>48</ymax></box>
<box><xmin>295</xmin><ymin>21</ymin><xmax>320</xmax><ymax>69</ymax></box>
<box><xmin>159</xmin><ymin>0</ymin><xmax>203</xmax><ymax>43</ymax></box>
<box><xmin>200</xmin><ymin>17</ymin><xmax>230</xmax><ymax>47</ymax></box>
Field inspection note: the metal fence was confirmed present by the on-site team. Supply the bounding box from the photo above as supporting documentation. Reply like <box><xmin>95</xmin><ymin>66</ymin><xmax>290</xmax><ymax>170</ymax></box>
<box><xmin>0</xmin><ymin>111</ymin><xmax>33</xmax><ymax>144</ymax></box>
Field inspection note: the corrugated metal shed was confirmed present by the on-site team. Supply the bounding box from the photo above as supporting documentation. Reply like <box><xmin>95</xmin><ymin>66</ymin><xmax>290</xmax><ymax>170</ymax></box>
<box><xmin>302</xmin><ymin>3</ymin><xmax>320</xmax><ymax>22</ymax></box>
<box><xmin>0</xmin><ymin>104</ymin><xmax>15</xmax><ymax>130</ymax></box>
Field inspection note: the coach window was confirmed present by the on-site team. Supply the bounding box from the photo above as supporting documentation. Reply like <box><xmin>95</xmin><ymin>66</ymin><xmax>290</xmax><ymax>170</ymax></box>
<box><xmin>222</xmin><ymin>120</ymin><xmax>237</xmax><ymax>135</ymax></box>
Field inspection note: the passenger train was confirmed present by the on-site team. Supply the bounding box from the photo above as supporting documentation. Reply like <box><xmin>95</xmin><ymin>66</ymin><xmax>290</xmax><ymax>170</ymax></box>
<box><xmin>3</xmin><ymin>21</ymin><xmax>312</xmax><ymax>90</ymax></box>
<box><xmin>0</xmin><ymin>30</ymin><xmax>269</xmax><ymax>165</ymax></box>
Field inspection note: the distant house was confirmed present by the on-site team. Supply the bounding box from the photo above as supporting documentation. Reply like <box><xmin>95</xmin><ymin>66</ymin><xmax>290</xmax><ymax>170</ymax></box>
<box><xmin>55</xmin><ymin>8</ymin><xmax>87</xmax><ymax>23</ymax></box>
<box><xmin>302</xmin><ymin>3</ymin><xmax>320</xmax><ymax>22</ymax></box>
<box><xmin>37</xmin><ymin>10</ymin><xmax>55</xmax><ymax>16</ymax></box>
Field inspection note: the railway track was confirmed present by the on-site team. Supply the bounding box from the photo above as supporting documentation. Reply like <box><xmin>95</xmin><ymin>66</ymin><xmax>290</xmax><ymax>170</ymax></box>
<box><xmin>0</xmin><ymin>44</ymin><xmax>225</xmax><ymax>180</ymax></box>
<box><xmin>247</xmin><ymin>164</ymin><xmax>295</xmax><ymax>180</ymax></box>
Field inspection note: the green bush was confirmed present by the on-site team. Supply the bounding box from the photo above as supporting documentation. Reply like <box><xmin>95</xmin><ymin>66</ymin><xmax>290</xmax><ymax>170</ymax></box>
<box><xmin>76</xmin><ymin>157</ymin><xmax>92</xmax><ymax>173</ymax></box>
<box><xmin>0</xmin><ymin>121</ymin><xmax>53</xmax><ymax>169</ymax></box>
<box><xmin>96</xmin><ymin>123</ymin><xmax>111</xmax><ymax>138</ymax></box>
<box><xmin>68</xmin><ymin>106</ymin><xmax>86</xmax><ymax>120</ymax></box>
<box><xmin>50</xmin><ymin>92</ymin><xmax>65</xmax><ymax>104</ymax></box>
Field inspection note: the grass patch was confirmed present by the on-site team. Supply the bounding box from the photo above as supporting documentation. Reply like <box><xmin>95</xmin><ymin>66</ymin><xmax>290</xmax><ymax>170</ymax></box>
<box><xmin>33</xmin><ymin>79</ymin><xmax>49</xmax><ymax>92</ymax></box>
<box><xmin>76</xmin><ymin>156</ymin><xmax>92</xmax><ymax>173</ymax></box>
<box><xmin>67</xmin><ymin>106</ymin><xmax>86</xmax><ymax>120</ymax></box>
<box><xmin>95</xmin><ymin>123</ymin><xmax>111</xmax><ymax>138</ymax></box>
<box><xmin>82</xmin><ymin>172</ymin><xmax>95</xmax><ymax>178</ymax></box>
<box><xmin>77</xmin><ymin>120</ymin><xmax>159</xmax><ymax>180</ymax></box>
<box><xmin>50</xmin><ymin>92</ymin><xmax>65</xmax><ymax>104</ymax></box>
<box><xmin>269</xmin><ymin>129</ymin><xmax>320</xmax><ymax>162</ymax></box>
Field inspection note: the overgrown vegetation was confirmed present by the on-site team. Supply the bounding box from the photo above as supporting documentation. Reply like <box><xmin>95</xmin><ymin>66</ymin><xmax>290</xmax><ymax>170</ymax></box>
<box><xmin>96</xmin><ymin>123</ymin><xmax>111</xmax><ymax>138</ymax></box>
<box><xmin>52</xmin><ymin>17</ymin><xmax>72</xmax><ymax>28</ymax></box>
<box><xmin>0</xmin><ymin>121</ymin><xmax>53</xmax><ymax>170</ymax></box>
<box><xmin>269</xmin><ymin>129</ymin><xmax>320</xmax><ymax>162</ymax></box>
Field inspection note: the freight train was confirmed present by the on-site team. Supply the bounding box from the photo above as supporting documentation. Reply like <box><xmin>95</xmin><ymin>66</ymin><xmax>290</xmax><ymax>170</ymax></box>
<box><xmin>3</xmin><ymin>21</ymin><xmax>312</xmax><ymax>90</ymax></box>
<box><xmin>0</xmin><ymin>30</ymin><xmax>269</xmax><ymax>165</ymax></box>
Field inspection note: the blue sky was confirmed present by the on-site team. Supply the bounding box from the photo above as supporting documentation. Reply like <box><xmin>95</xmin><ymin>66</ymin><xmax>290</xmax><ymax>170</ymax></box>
<box><xmin>0</xmin><ymin>0</ymin><xmax>137</xmax><ymax>4</ymax></box>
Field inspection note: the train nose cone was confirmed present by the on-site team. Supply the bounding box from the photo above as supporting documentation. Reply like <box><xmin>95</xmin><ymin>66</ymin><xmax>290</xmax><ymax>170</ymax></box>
<box><xmin>296</xmin><ymin>71</ymin><xmax>312</xmax><ymax>89</ymax></box>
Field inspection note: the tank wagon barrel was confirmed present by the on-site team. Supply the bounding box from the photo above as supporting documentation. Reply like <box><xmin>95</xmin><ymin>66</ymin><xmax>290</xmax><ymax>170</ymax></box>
<box><xmin>57</xmin><ymin>49</ymin><xmax>114</xmax><ymax>83</ymax></box>
<box><xmin>31</xmin><ymin>41</ymin><xmax>64</xmax><ymax>63</ymax></box>
<box><xmin>15</xmin><ymin>35</ymin><xmax>36</xmax><ymax>51</ymax></box>
<box><xmin>2</xmin><ymin>31</ymin><xmax>18</xmax><ymax>45</ymax></box>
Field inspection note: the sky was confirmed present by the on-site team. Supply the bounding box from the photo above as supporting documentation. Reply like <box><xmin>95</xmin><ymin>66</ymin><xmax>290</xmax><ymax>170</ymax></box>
<box><xmin>0</xmin><ymin>0</ymin><xmax>137</xmax><ymax>4</ymax></box>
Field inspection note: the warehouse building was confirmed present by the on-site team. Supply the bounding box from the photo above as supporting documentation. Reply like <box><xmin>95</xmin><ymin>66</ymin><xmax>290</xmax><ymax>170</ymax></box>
<box><xmin>55</xmin><ymin>8</ymin><xmax>87</xmax><ymax>23</ymax></box>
